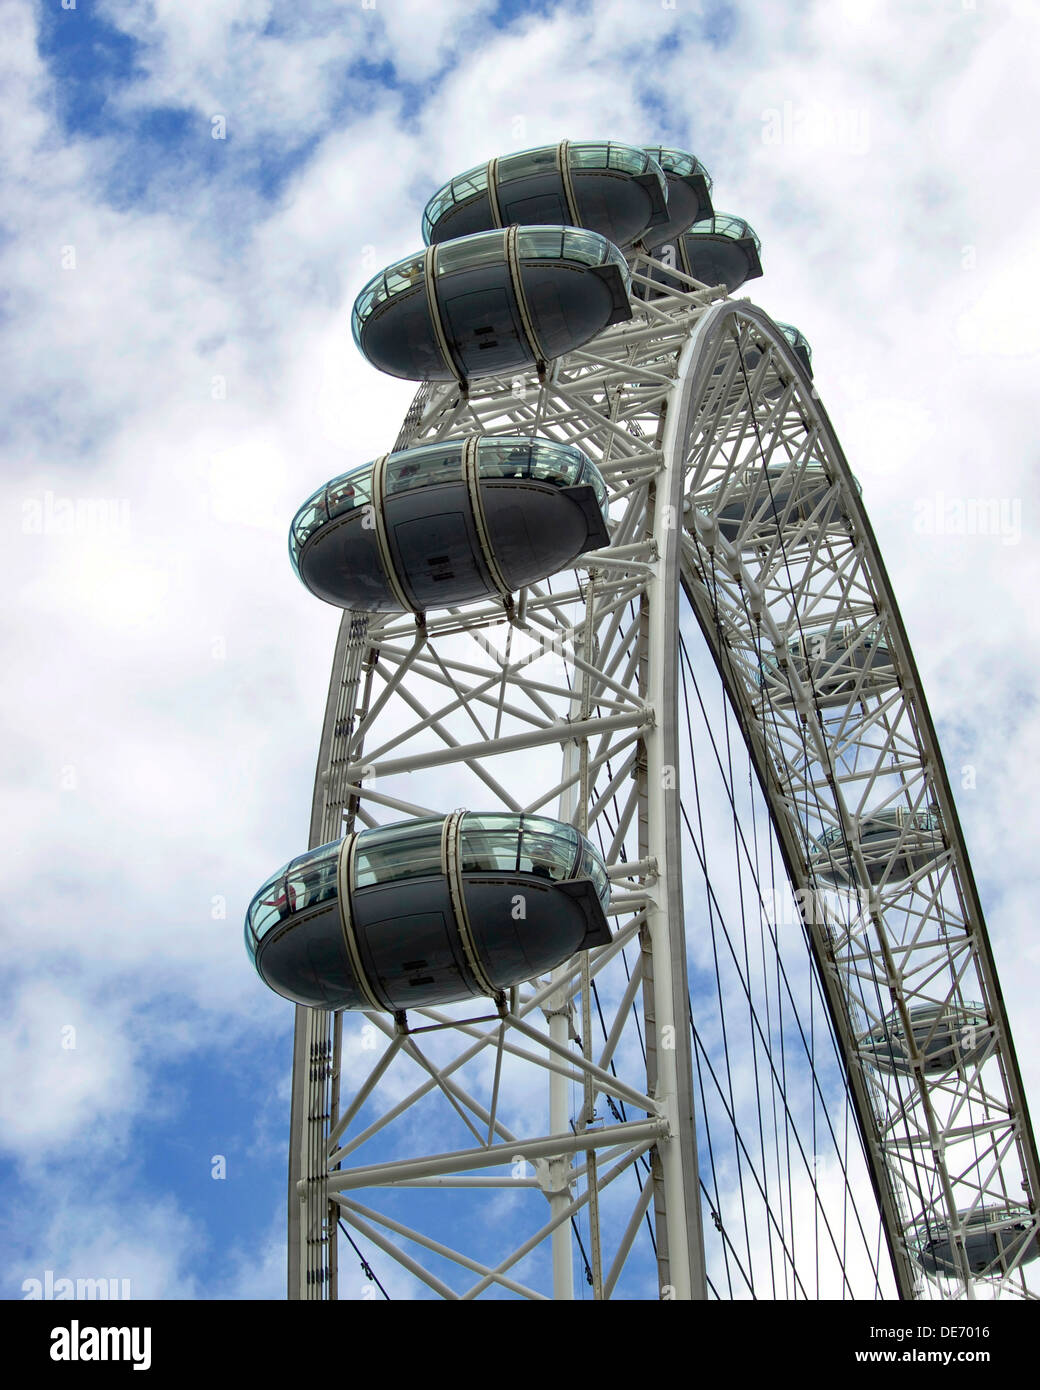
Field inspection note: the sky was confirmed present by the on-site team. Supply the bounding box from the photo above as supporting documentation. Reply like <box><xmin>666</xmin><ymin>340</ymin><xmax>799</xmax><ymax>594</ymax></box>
<box><xmin>2</xmin><ymin>0</ymin><xmax>1039</xmax><ymax>1300</ymax></box>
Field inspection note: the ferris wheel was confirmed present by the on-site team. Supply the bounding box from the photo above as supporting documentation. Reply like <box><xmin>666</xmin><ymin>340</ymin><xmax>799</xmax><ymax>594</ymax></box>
<box><xmin>244</xmin><ymin>140</ymin><xmax>1040</xmax><ymax>1301</ymax></box>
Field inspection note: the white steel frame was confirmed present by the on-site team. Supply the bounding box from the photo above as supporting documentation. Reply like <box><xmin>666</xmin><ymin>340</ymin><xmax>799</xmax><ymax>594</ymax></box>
<box><xmin>284</xmin><ymin>250</ymin><xmax>1040</xmax><ymax>1301</ymax></box>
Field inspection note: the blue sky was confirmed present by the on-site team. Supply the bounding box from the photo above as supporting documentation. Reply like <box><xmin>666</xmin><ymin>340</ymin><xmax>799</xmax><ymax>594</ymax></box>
<box><xmin>3</xmin><ymin>0</ymin><xmax>1039</xmax><ymax>1300</ymax></box>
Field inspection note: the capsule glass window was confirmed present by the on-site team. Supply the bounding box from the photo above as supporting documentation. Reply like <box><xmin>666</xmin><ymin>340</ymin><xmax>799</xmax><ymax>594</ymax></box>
<box><xmin>498</xmin><ymin>147</ymin><xmax>558</xmax><ymax>182</ymax></box>
<box><xmin>384</xmin><ymin>254</ymin><xmax>426</xmax><ymax>296</ymax></box>
<box><xmin>421</xmin><ymin>163</ymin><xmax>489</xmax><ymax>240</ymax></box>
<box><xmin>645</xmin><ymin>148</ymin><xmax>713</xmax><ymax>188</ymax></box>
<box><xmin>291</xmin><ymin>491</ymin><xmax>328</xmax><ymax>554</ymax></box>
<box><xmin>519</xmin><ymin>815</ymin><xmax>580</xmax><ymax>880</ymax></box>
<box><xmin>452</xmin><ymin>165</ymin><xmax>489</xmax><ymax>199</ymax></box>
<box><xmin>384</xmin><ymin>441</ymin><xmax>464</xmax><ymax>495</ymax></box>
<box><xmin>776</xmin><ymin>321</ymin><xmax>812</xmax><ymax>362</ymax></box>
<box><xmin>516</xmin><ymin>227</ymin><xmax>568</xmax><ymax>262</ymax></box>
<box><xmin>246</xmin><ymin>861</ymin><xmax>294</xmax><ymax>953</ymax></box>
<box><xmin>475</xmin><ymin>440</ymin><xmax>535</xmax><ymax>479</ymax></box>
<box><xmin>579</xmin><ymin>459</ymin><xmax>609</xmax><ymax>512</ymax></box>
<box><xmin>435</xmin><ymin>230</ymin><xmax>507</xmax><ymax>275</ymax></box>
<box><xmin>564</xmin><ymin>228</ymin><xmax>611</xmax><ymax>267</ymax></box>
<box><xmin>529</xmin><ymin>443</ymin><xmax>583</xmax><ymax>486</ymax></box>
<box><xmin>567</xmin><ymin>141</ymin><xmax>648</xmax><ymax>175</ymax></box>
<box><xmin>327</xmin><ymin>465</ymin><xmax>373</xmax><ymax>517</ymax></box>
<box><xmin>351</xmin><ymin>282</ymin><xmax>383</xmax><ymax>336</ymax></box>
<box><xmin>354</xmin><ymin>818</ymin><xmax>444</xmax><ymax>888</ymax></box>
<box><xmin>351</xmin><ymin>253</ymin><xmax>426</xmax><ymax>345</ymax></box>
<box><xmin>577</xmin><ymin>839</ymin><xmax>610</xmax><ymax>913</ymax></box>
<box><xmin>289</xmin><ymin>465</ymin><xmax>371</xmax><ymax>575</ymax></box>
<box><xmin>285</xmin><ymin>844</ymin><xmax>339</xmax><ymax>916</ymax></box>
<box><xmin>459</xmin><ymin>814</ymin><xmax>523</xmax><ymax>873</ymax></box>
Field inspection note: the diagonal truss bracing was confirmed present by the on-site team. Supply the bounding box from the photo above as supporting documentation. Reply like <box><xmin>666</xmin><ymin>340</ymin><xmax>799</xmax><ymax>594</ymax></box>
<box><xmin>285</xmin><ymin>257</ymin><xmax>1039</xmax><ymax>1301</ymax></box>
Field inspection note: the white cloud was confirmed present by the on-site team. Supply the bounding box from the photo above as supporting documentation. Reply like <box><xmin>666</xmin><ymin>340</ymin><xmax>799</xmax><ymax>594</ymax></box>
<box><xmin>2</xmin><ymin>0</ymin><xmax>1038</xmax><ymax>1300</ymax></box>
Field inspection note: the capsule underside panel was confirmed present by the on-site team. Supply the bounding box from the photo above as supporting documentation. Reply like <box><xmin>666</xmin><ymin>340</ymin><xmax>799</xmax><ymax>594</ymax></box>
<box><xmin>643</xmin><ymin>172</ymin><xmax>712</xmax><ymax>248</ymax></box>
<box><xmin>297</xmin><ymin>481</ymin><xmax>608</xmax><ymax>612</ymax></box>
<box><xmin>484</xmin><ymin>483</ymin><xmax>605</xmax><ymax>585</ymax></box>
<box><xmin>257</xmin><ymin>903</ymin><xmax>368</xmax><ymax>1010</ymax></box>
<box><xmin>466</xmin><ymin>877</ymin><xmax>609</xmax><ymax>980</ymax></box>
<box><xmin>437</xmin><ymin>265</ymin><xmax>529</xmax><ymax>376</ymax></box>
<box><xmin>387</xmin><ymin>492</ymin><xmax>485</xmax><ymax>609</ymax></box>
<box><xmin>303</xmin><ymin>512</ymin><xmax>395</xmax><ymax>610</ymax></box>
<box><xmin>362</xmin><ymin>285</ymin><xmax>448</xmax><ymax>380</ymax></box>
<box><xmin>682</xmin><ymin>235</ymin><xmax>760</xmax><ymax>294</ymax></box>
<box><xmin>254</xmin><ymin>872</ymin><xmax>611</xmax><ymax>1010</ymax></box>
<box><xmin>353</xmin><ymin>878</ymin><xmax>477</xmax><ymax>1009</ymax></box>
<box><xmin>356</xmin><ymin>257</ymin><xmax>630</xmax><ymax>383</ymax></box>
<box><xmin>520</xmin><ymin>262</ymin><xmax>627</xmax><ymax>358</ymax></box>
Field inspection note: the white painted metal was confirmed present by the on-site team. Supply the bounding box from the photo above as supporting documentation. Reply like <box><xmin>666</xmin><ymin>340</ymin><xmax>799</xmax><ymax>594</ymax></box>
<box><xmin>283</xmin><ymin>244</ymin><xmax>1039</xmax><ymax>1300</ymax></box>
<box><xmin>674</xmin><ymin>298</ymin><xmax>1040</xmax><ymax>1300</ymax></box>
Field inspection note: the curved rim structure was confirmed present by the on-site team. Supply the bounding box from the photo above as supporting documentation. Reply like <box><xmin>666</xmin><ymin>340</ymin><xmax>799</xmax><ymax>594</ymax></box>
<box><xmin>675</xmin><ymin>298</ymin><xmax>1040</xmax><ymax>1298</ymax></box>
<box><xmin>283</xmin><ymin>236</ymin><xmax>1039</xmax><ymax>1301</ymax></box>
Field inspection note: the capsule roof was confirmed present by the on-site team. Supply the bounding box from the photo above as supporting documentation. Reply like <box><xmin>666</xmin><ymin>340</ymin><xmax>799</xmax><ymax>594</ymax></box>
<box><xmin>288</xmin><ymin>435</ymin><xmax>610</xmax><ymax>613</ymax></box>
<box><xmin>246</xmin><ymin>812</ymin><xmax>612</xmax><ymax>1011</ymax></box>
<box><xmin>352</xmin><ymin>226</ymin><xmax>632</xmax><ymax>384</ymax></box>
<box><xmin>422</xmin><ymin>141</ymin><xmax>668</xmax><ymax>248</ymax></box>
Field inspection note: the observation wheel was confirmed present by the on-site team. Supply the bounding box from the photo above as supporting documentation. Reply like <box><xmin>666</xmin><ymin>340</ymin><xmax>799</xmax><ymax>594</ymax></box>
<box><xmin>246</xmin><ymin>139</ymin><xmax>1040</xmax><ymax>1301</ymax></box>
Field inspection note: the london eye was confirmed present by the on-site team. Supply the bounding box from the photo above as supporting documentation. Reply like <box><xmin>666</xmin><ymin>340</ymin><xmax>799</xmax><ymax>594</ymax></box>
<box><xmin>246</xmin><ymin>139</ymin><xmax>1040</xmax><ymax>1301</ymax></box>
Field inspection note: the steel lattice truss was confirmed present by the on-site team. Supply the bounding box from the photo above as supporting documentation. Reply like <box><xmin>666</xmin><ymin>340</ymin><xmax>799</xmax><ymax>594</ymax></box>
<box><xmin>285</xmin><ymin>254</ymin><xmax>1039</xmax><ymax>1301</ymax></box>
<box><xmin>678</xmin><ymin>300</ymin><xmax>1040</xmax><ymax>1300</ymax></box>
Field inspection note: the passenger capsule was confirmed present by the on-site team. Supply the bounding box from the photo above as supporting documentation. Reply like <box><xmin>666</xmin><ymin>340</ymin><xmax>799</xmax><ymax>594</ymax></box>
<box><xmin>758</xmin><ymin>625</ymin><xmax>895</xmax><ymax>709</ymax></box>
<box><xmin>702</xmin><ymin>461</ymin><xmax>857</xmax><ymax>547</ymax></box>
<box><xmin>352</xmin><ymin>227</ymin><xmax>632</xmax><ymax>384</ymax></box>
<box><xmin>911</xmin><ymin>1206</ymin><xmax>1039</xmax><ymax>1279</ymax></box>
<box><xmin>289</xmin><ymin>436</ymin><xmax>610</xmax><ymax>613</ymax></box>
<box><xmin>422</xmin><ymin>141</ymin><xmax>668</xmax><ymax>249</ymax></box>
<box><xmin>245</xmin><ymin>813</ymin><xmax>612</xmax><ymax>1011</ymax></box>
<box><xmin>641</xmin><ymin>147</ymin><xmax>715</xmax><ymax>248</ymax></box>
<box><xmin>858</xmin><ymin>1002</ymin><xmax>990</xmax><ymax>1075</ymax></box>
<box><xmin>775</xmin><ymin>322</ymin><xmax>813</xmax><ymax>378</ymax></box>
<box><xmin>645</xmin><ymin>213</ymin><xmax>763</xmax><ymax>297</ymax></box>
<box><xmin>809</xmin><ymin>810</ymin><xmax>943</xmax><ymax>888</ymax></box>
<box><xmin>738</xmin><ymin>322</ymin><xmax>814</xmax><ymax>399</ymax></box>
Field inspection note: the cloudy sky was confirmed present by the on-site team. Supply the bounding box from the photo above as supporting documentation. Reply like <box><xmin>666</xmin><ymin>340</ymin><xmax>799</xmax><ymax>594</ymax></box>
<box><xmin>2</xmin><ymin>0</ymin><xmax>1038</xmax><ymax>1300</ymax></box>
